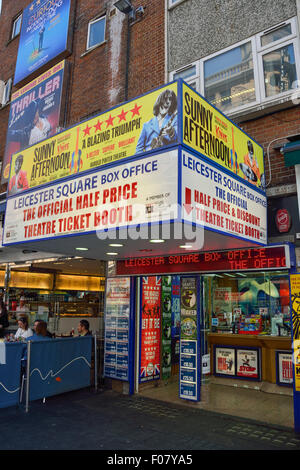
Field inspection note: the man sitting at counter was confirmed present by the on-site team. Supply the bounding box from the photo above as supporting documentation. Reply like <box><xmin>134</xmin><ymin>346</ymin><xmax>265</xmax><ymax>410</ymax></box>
<box><xmin>77</xmin><ymin>320</ymin><xmax>91</xmax><ymax>337</ymax></box>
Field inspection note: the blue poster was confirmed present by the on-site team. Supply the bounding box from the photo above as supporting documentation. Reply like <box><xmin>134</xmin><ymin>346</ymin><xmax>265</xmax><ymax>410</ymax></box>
<box><xmin>14</xmin><ymin>0</ymin><xmax>71</xmax><ymax>85</ymax></box>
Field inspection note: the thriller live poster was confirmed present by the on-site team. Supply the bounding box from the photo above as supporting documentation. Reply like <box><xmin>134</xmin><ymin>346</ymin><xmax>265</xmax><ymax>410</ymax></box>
<box><xmin>2</xmin><ymin>61</ymin><xmax>66</xmax><ymax>185</ymax></box>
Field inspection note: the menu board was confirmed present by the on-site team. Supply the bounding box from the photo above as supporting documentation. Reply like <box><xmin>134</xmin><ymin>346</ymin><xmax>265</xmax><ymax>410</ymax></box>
<box><xmin>179</xmin><ymin>277</ymin><xmax>199</xmax><ymax>401</ymax></box>
<box><xmin>140</xmin><ymin>276</ymin><xmax>161</xmax><ymax>382</ymax></box>
<box><xmin>104</xmin><ymin>277</ymin><xmax>131</xmax><ymax>381</ymax></box>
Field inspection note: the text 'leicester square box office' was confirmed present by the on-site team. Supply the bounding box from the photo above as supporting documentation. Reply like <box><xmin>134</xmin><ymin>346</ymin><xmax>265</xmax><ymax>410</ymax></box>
<box><xmin>3</xmin><ymin>79</ymin><xmax>267</xmax><ymax>258</ymax></box>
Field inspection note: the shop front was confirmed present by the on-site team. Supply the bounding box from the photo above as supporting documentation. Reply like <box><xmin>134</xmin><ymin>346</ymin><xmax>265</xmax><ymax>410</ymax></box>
<box><xmin>105</xmin><ymin>244</ymin><xmax>294</xmax><ymax>401</ymax></box>
<box><xmin>5</xmin><ymin>79</ymin><xmax>293</xmax><ymax>422</ymax></box>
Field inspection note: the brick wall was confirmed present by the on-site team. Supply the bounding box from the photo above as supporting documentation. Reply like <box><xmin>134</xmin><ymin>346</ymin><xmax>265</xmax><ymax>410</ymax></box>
<box><xmin>0</xmin><ymin>0</ymin><xmax>165</xmax><ymax>192</ymax></box>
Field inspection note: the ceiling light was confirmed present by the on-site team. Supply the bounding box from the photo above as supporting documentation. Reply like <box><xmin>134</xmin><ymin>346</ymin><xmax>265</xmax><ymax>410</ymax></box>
<box><xmin>179</xmin><ymin>244</ymin><xmax>193</xmax><ymax>249</ymax></box>
<box><xmin>76</xmin><ymin>247</ymin><xmax>89</xmax><ymax>251</ymax></box>
<box><xmin>149</xmin><ymin>239</ymin><xmax>165</xmax><ymax>243</ymax></box>
<box><xmin>106</xmin><ymin>252</ymin><xmax>118</xmax><ymax>256</ymax></box>
<box><xmin>109</xmin><ymin>243</ymin><xmax>124</xmax><ymax>247</ymax></box>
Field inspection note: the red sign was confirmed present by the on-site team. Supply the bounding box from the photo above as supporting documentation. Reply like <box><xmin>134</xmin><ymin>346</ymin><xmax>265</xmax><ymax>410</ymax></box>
<box><xmin>275</xmin><ymin>209</ymin><xmax>291</xmax><ymax>233</ymax></box>
<box><xmin>140</xmin><ymin>276</ymin><xmax>161</xmax><ymax>382</ymax></box>
<box><xmin>117</xmin><ymin>246</ymin><xmax>288</xmax><ymax>276</ymax></box>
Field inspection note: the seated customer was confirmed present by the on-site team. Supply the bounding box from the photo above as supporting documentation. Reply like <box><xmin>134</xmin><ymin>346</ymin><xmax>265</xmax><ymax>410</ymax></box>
<box><xmin>29</xmin><ymin>320</ymin><xmax>51</xmax><ymax>341</ymax></box>
<box><xmin>15</xmin><ymin>316</ymin><xmax>33</xmax><ymax>340</ymax></box>
<box><xmin>77</xmin><ymin>319</ymin><xmax>92</xmax><ymax>336</ymax></box>
<box><xmin>33</xmin><ymin>319</ymin><xmax>53</xmax><ymax>338</ymax></box>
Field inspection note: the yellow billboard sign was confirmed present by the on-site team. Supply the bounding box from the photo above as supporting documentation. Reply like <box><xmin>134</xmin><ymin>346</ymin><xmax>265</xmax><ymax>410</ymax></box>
<box><xmin>290</xmin><ymin>274</ymin><xmax>300</xmax><ymax>390</ymax></box>
<box><xmin>182</xmin><ymin>83</ymin><xmax>264</xmax><ymax>190</ymax></box>
<box><xmin>8</xmin><ymin>82</ymin><xmax>179</xmax><ymax>195</ymax></box>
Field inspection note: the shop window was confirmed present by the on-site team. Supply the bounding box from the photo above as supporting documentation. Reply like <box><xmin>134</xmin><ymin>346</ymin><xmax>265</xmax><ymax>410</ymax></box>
<box><xmin>170</xmin><ymin>17</ymin><xmax>300</xmax><ymax>115</ymax></box>
<box><xmin>204</xmin><ymin>271</ymin><xmax>290</xmax><ymax>337</ymax></box>
<box><xmin>87</xmin><ymin>15</ymin><xmax>106</xmax><ymax>51</ymax></box>
<box><xmin>11</xmin><ymin>13</ymin><xmax>22</xmax><ymax>40</ymax></box>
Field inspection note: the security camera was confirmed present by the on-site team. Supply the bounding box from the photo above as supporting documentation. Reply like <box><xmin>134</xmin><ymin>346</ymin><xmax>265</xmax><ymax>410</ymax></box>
<box><xmin>136</xmin><ymin>6</ymin><xmax>145</xmax><ymax>15</ymax></box>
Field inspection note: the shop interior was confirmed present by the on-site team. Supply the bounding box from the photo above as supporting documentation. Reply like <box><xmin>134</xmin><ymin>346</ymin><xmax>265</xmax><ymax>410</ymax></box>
<box><xmin>0</xmin><ymin>256</ymin><xmax>105</xmax><ymax>336</ymax></box>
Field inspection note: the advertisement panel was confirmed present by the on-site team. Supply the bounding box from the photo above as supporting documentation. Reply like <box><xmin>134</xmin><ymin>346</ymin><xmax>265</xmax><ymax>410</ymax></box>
<box><xmin>140</xmin><ymin>276</ymin><xmax>161</xmax><ymax>382</ymax></box>
<box><xmin>3</xmin><ymin>151</ymin><xmax>178</xmax><ymax>245</ymax></box>
<box><xmin>7</xmin><ymin>82</ymin><xmax>178</xmax><ymax>194</ymax></box>
<box><xmin>182</xmin><ymin>82</ymin><xmax>265</xmax><ymax>190</ymax></box>
<box><xmin>236</xmin><ymin>348</ymin><xmax>259</xmax><ymax>379</ymax></box>
<box><xmin>290</xmin><ymin>274</ymin><xmax>300</xmax><ymax>392</ymax></box>
<box><xmin>277</xmin><ymin>351</ymin><xmax>293</xmax><ymax>385</ymax></box>
<box><xmin>104</xmin><ymin>277</ymin><xmax>131</xmax><ymax>381</ymax></box>
<box><xmin>179</xmin><ymin>277</ymin><xmax>199</xmax><ymax>401</ymax></box>
<box><xmin>181</xmin><ymin>149</ymin><xmax>267</xmax><ymax>244</ymax></box>
<box><xmin>14</xmin><ymin>0</ymin><xmax>71</xmax><ymax>86</ymax></box>
<box><xmin>161</xmin><ymin>276</ymin><xmax>172</xmax><ymax>380</ymax></box>
<box><xmin>2</xmin><ymin>61</ymin><xmax>66</xmax><ymax>185</ymax></box>
<box><xmin>215</xmin><ymin>347</ymin><xmax>235</xmax><ymax>376</ymax></box>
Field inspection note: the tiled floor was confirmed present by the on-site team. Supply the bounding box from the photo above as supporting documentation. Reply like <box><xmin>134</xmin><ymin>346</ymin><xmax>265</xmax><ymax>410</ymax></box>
<box><xmin>139</xmin><ymin>376</ymin><xmax>294</xmax><ymax>428</ymax></box>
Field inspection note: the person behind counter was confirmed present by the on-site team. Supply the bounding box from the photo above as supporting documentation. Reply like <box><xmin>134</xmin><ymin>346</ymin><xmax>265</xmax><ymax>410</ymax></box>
<box><xmin>15</xmin><ymin>297</ymin><xmax>30</xmax><ymax>320</ymax></box>
<box><xmin>77</xmin><ymin>319</ymin><xmax>92</xmax><ymax>336</ymax></box>
<box><xmin>15</xmin><ymin>316</ymin><xmax>33</xmax><ymax>340</ymax></box>
<box><xmin>0</xmin><ymin>300</ymin><xmax>9</xmax><ymax>338</ymax></box>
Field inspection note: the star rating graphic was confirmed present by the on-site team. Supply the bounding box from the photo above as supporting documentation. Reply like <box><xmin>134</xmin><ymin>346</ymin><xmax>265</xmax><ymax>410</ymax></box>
<box><xmin>117</xmin><ymin>109</ymin><xmax>128</xmax><ymax>122</ymax></box>
<box><xmin>130</xmin><ymin>103</ymin><xmax>142</xmax><ymax>117</ymax></box>
<box><xmin>105</xmin><ymin>114</ymin><xmax>115</xmax><ymax>128</ymax></box>
<box><xmin>82</xmin><ymin>102</ymin><xmax>142</xmax><ymax>136</ymax></box>
<box><xmin>83</xmin><ymin>124</ymin><xmax>92</xmax><ymax>136</ymax></box>
<box><xmin>94</xmin><ymin>120</ymin><xmax>103</xmax><ymax>132</ymax></box>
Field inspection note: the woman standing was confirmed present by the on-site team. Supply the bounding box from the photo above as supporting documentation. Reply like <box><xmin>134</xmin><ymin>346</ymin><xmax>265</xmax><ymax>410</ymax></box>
<box><xmin>0</xmin><ymin>300</ymin><xmax>9</xmax><ymax>338</ymax></box>
<box><xmin>14</xmin><ymin>316</ymin><xmax>33</xmax><ymax>340</ymax></box>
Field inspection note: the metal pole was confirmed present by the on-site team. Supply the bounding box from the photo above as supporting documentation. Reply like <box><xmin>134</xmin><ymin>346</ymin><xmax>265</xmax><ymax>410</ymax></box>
<box><xmin>25</xmin><ymin>341</ymin><xmax>31</xmax><ymax>413</ymax></box>
<box><xmin>94</xmin><ymin>334</ymin><xmax>98</xmax><ymax>392</ymax></box>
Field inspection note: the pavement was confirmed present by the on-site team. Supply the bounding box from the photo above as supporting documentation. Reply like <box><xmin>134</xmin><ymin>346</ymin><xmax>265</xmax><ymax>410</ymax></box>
<box><xmin>1</xmin><ymin>386</ymin><xmax>300</xmax><ymax>457</ymax></box>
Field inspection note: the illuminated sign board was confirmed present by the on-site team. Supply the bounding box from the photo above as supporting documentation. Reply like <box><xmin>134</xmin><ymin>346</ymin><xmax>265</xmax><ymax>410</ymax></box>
<box><xmin>14</xmin><ymin>0</ymin><xmax>71</xmax><ymax>86</ymax></box>
<box><xmin>2</xmin><ymin>61</ymin><xmax>67</xmax><ymax>185</ymax></box>
<box><xmin>116</xmin><ymin>246</ymin><xmax>289</xmax><ymax>276</ymax></box>
<box><xmin>3</xmin><ymin>151</ymin><xmax>178</xmax><ymax>244</ymax></box>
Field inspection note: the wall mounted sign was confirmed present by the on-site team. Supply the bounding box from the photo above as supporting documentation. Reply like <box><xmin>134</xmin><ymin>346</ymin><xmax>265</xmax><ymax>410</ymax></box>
<box><xmin>14</xmin><ymin>0</ymin><xmax>71</xmax><ymax>86</ymax></box>
<box><xmin>116</xmin><ymin>245</ymin><xmax>290</xmax><ymax>276</ymax></box>
<box><xmin>275</xmin><ymin>209</ymin><xmax>291</xmax><ymax>233</ymax></box>
<box><xmin>4</xmin><ymin>151</ymin><xmax>178</xmax><ymax>244</ymax></box>
<box><xmin>2</xmin><ymin>61</ymin><xmax>67</xmax><ymax>185</ymax></box>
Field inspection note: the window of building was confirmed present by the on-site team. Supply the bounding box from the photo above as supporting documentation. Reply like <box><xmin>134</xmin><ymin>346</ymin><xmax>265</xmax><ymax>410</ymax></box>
<box><xmin>11</xmin><ymin>13</ymin><xmax>22</xmax><ymax>40</ymax></box>
<box><xmin>204</xmin><ymin>271</ymin><xmax>290</xmax><ymax>336</ymax></box>
<box><xmin>1</xmin><ymin>78</ymin><xmax>12</xmax><ymax>107</ymax></box>
<box><xmin>170</xmin><ymin>17</ymin><xmax>300</xmax><ymax>115</ymax></box>
<box><xmin>87</xmin><ymin>15</ymin><xmax>106</xmax><ymax>51</ymax></box>
<box><xmin>0</xmin><ymin>0</ymin><xmax>2</xmax><ymax>16</ymax></box>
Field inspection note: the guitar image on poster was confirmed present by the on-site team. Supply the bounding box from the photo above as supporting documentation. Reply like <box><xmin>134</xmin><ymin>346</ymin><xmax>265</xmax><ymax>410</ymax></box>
<box><xmin>70</xmin><ymin>126</ymin><xmax>82</xmax><ymax>174</ymax></box>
